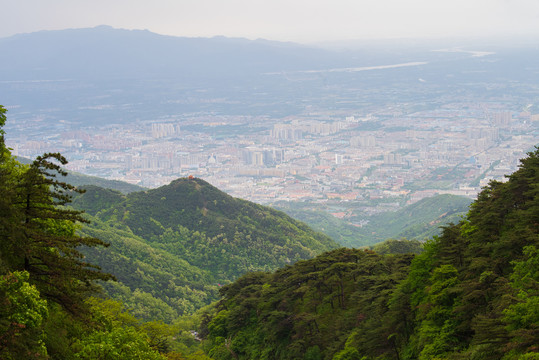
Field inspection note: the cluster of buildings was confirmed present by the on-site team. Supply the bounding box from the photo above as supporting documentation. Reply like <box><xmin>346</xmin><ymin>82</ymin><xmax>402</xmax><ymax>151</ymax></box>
<box><xmin>7</xmin><ymin>103</ymin><xmax>538</xmax><ymax>220</ymax></box>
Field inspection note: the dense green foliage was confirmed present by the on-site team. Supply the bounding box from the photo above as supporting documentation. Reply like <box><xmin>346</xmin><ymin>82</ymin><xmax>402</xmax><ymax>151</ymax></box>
<box><xmin>1</xmin><ymin>152</ymin><xmax>115</xmax><ymax>314</ymax></box>
<box><xmin>0</xmin><ymin>271</ymin><xmax>49</xmax><ymax>358</ymax></box>
<box><xmin>370</xmin><ymin>238</ymin><xmax>424</xmax><ymax>255</ymax></box>
<box><xmin>1</xmin><ymin>107</ymin><xmax>340</xmax><ymax>358</ymax></box>
<box><xmin>70</xmin><ymin>185</ymin><xmax>125</xmax><ymax>216</ymax></box>
<box><xmin>78</xmin><ymin>215</ymin><xmax>218</xmax><ymax>322</ymax></box>
<box><xmin>205</xmin><ymin>248</ymin><xmax>414</xmax><ymax>359</ymax></box>
<box><xmin>0</xmin><ymin>109</ymin><xmax>194</xmax><ymax>359</ymax></box>
<box><xmin>205</xmin><ymin>149</ymin><xmax>539</xmax><ymax>359</ymax></box>
<box><xmin>70</xmin><ymin>179</ymin><xmax>338</xmax><ymax>322</ymax></box>
<box><xmin>276</xmin><ymin>194</ymin><xmax>472</xmax><ymax>247</ymax></box>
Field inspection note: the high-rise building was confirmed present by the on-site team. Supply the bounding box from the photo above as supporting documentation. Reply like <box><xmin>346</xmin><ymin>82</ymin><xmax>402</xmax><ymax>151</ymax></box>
<box><xmin>350</xmin><ymin>135</ymin><xmax>376</xmax><ymax>148</ymax></box>
<box><xmin>271</xmin><ymin>124</ymin><xmax>303</xmax><ymax>140</ymax></box>
<box><xmin>151</xmin><ymin>123</ymin><xmax>181</xmax><ymax>138</ymax></box>
<box><xmin>491</xmin><ymin>112</ymin><xmax>512</xmax><ymax>126</ymax></box>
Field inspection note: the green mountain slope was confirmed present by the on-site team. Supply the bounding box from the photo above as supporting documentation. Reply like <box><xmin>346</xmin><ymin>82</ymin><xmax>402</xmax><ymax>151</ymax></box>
<box><xmin>65</xmin><ymin>171</ymin><xmax>145</xmax><ymax>194</ymax></box>
<box><xmin>204</xmin><ymin>148</ymin><xmax>539</xmax><ymax>360</ymax></box>
<box><xmin>271</xmin><ymin>206</ymin><xmax>370</xmax><ymax>247</ymax></box>
<box><xmin>72</xmin><ymin>178</ymin><xmax>338</xmax><ymax>321</ymax></box>
<box><xmin>275</xmin><ymin>194</ymin><xmax>472</xmax><ymax>247</ymax></box>
<box><xmin>16</xmin><ymin>156</ymin><xmax>145</xmax><ymax>194</ymax></box>
<box><xmin>362</xmin><ymin>194</ymin><xmax>472</xmax><ymax>241</ymax></box>
<box><xmin>79</xmin><ymin>216</ymin><xmax>218</xmax><ymax>321</ymax></box>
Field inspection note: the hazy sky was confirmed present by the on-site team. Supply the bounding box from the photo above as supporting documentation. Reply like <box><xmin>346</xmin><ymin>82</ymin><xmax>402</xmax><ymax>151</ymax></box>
<box><xmin>3</xmin><ymin>0</ymin><xmax>539</xmax><ymax>43</ymax></box>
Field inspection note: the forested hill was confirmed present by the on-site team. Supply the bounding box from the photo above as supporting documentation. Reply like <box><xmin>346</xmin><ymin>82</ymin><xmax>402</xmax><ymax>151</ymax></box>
<box><xmin>71</xmin><ymin>177</ymin><xmax>339</xmax><ymax>321</ymax></box>
<box><xmin>204</xmin><ymin>148</ymin><xmax>539</xmax><ymax>360</ymax></box>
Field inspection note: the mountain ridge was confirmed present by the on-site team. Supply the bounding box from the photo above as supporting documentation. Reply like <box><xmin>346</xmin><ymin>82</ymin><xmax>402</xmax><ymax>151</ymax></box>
<box><xmin>0</xmin><ymin>25</ymin><xmax>341</xmax><ymax>81</ymax></box>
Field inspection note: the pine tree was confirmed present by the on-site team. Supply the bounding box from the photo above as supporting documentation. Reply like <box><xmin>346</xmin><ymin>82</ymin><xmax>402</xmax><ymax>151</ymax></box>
<box><xmin>0</xmin><ymin>105</ymin><xmax>18</xmax><ymax>273</ymax></box>
<box><xmin>1</xmin><ymin>109</ymin><xmax>113</xmax><ymax>314</ymax></box>
<box><xmin>0</xmin><ymin>105</ymin><xmax>7</xmax><ymax>151</ymax></box>
<box><xmin>7</xmin><ymin>152</ymin><xmax>114</xmax><ymax>314</ymax></box>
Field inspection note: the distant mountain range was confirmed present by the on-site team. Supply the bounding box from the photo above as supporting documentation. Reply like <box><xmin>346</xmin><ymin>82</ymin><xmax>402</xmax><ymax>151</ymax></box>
<box><xmin>0</xmin><ymin>25</ymin><xmax>346</xmax><ymax>81</ymax></box>
<box><xmin>2</xmin><ymin>25</ymin><xmax>537</xmax><ymax>83</ymax></box>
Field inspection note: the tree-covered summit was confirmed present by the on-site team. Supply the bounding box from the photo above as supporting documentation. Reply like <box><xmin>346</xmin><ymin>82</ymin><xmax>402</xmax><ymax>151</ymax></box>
<box><xmin>75</xmin><ymin>176</ymin><xmax>337</xmax><ymax>276</ymax></box>
<box><xmin>71</xmin><ymin>176</ymin><xmax>339</xmax><ymax>322</ymax></box>
<box><xmin>116</xmin><ymin>176</ymin><xmax>335</xmax><ymax>243</ymax></box>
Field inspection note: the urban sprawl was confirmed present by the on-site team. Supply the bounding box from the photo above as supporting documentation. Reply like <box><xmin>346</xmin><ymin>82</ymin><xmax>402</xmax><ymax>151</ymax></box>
<box><xmin>7</xmin><ymin>102</ymin><xmax>538</xmax><ymax>220</ymax></box>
